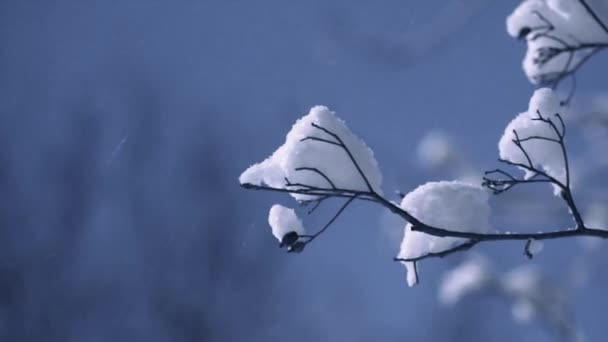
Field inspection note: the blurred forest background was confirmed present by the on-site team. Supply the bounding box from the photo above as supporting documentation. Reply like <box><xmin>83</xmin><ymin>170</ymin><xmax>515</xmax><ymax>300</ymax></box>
<box><xmin>0</xmin><ymin>1</ymin><xmax>607</xmax><ymax>341</ymax></box>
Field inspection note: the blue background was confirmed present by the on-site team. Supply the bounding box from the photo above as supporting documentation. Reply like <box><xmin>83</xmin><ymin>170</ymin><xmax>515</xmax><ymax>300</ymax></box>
<box><xmin>0</xmin><ymin>1</ymin><xmax>607</xmax><ymax>341</ymax></box>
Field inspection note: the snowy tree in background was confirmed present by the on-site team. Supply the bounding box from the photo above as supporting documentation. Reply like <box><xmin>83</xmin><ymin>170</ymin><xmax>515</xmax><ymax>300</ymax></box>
<box><xmin>239</xmin><ymin>5</ymin><xmax>608</xmax><ymax>335</ymax></box>
<box><xmin>438</xmin><ymin>255</ymin><xmax>579</xmax><ymax>341</ymax></box>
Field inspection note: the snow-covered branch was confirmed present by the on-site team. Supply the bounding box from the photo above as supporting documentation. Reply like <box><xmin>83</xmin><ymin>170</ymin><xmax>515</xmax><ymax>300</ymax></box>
<box><xmin>240</xmin><ymin>95</ymin><xmax>608</xmax><ymax>285</ymax></box>
<box><xmin>507</xmin><ymin>0</ymin><xmax>608</xmax><ymax>92</ymax></box>
<box><xmin>484</xmin><ymin>89</ymin><xmax>585</xmax><ymax>228</ymax></box>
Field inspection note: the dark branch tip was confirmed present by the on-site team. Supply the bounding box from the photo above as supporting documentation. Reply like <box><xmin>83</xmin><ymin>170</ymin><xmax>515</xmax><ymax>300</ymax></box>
<box><xmin>241</xmin><ymin>182</ymin><xmax>255</xmax><ymax>189</ymax></box>
<box><xmin>279</xmin><ymin>231</ymin><xmax>300</xmax><ymax>248</ymax></box>
<box><xmin>524</xmin><ymin>239</ymin><xmax>534</xmax><ymax>259</ymax></box>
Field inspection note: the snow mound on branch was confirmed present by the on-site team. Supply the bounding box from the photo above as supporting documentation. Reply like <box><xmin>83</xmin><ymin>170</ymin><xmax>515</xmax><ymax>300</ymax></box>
<box><xmin>397</xmin><ymin>181</ymin><xmax>491</xmax><ymax>287</ymax></box>
<box><xmin>239</xmin><ymin>106</ymin><xmax>382</xmax><ymax>201</ymax></box>
<box><xmin>268</xmin><ymin>204</ymin><xmax>305</xmax><ymax>243</ymax></box>
<box><xmin>439</xmin><ymin>255</ymin><xmax>495</xmax><ymax>305</ymax></box>
<box><xmin>507</xmin><ymin>0</ymin><xmax>608</xmax><ymax>84</ymax></box>
<box><xmin>499</xmin><ymin>88</ymin><xmax>569</xmax><ymax>194</ymax></box>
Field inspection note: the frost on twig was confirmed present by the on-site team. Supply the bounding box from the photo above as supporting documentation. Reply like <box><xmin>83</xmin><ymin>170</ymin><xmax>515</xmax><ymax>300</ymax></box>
<box><xmin>240</xmin><ymin>105</ymin><xmax>383</xmax><ymax>201</ymax></box>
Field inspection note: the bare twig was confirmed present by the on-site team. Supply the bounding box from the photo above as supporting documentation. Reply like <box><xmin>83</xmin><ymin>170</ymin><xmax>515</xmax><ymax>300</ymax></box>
<box><xmin>301</xmin><ymin>196</ymin><xmax>357</xmax><ymax>244</ymax></box>
<box><xmin>579</xmin><ymin>0</ymin><xmax>608</xmax><ymax>35</ymax></box>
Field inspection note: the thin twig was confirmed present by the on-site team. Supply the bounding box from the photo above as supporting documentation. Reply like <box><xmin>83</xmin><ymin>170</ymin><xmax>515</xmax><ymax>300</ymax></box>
<box><xmin>578</xmin><ymin>0</ymin><xmax>608</xmax><ymax>35</ymax></box>
<box><xmin>302</xmin><ymin>196</ymin><xmax>357</xmax><ymax>244</ymax></box>
<box><xmin>301</xmin><ymin>195</ymin><xmax>330</xmax><ymax>214</ymax></box>
<box><xmin>513</xmin><ymin>130</ymin><xmax>534</xmax><ymax>168</ymax></box>
<box><xmin>300</xmin><ymin>136</ymin><xmax>341</xmax><ymax>147</ymax></box>
<box><xmin>294</xmin><ymin>167</ymin><xmax>336</xmax><ymax>189</ymax></box>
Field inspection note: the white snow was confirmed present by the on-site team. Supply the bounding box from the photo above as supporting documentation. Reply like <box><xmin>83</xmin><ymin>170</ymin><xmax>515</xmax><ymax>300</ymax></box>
<box><xmin>499</xmin><ymin>88</ymin><xmax>569</xmax><ymax>194</ymax></box>
<box><xmin>268</xmin><ymin>204</ymin><xmax>306</xmax><ymax>243</ymax></box>
<box><xmin>507</xmin><ymin>0</ymin><xmax>608</xmax><ymax>84</ymax></box>
<box><xmin>439</xmin><ymin>255</ymin><xmax>495</xmax><ymax>305</ymax></box>
<box><xmin>405</xmin><ymin>262</ymin><xmax>418</xmax><ymax>287</ymax></box>
<box><xmin>240</xmin><ymin>106</ymin><xmax>382</xmax><ymax>201</ymax></box>
<box><xmin>397</xmin><ymin>181</ymin><xmax>491</xmax><ymax>286</ymax></box>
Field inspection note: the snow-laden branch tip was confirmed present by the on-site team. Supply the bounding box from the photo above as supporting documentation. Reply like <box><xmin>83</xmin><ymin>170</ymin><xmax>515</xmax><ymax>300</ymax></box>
<box><xmin>488</xmin><ymin>88</ymin><xmax>588</xmax><ymax>229</ymax></box>
<box><xmin>268</xmin><ymin>205</ymin><xmax>307</xmax><ymax>252</ymax></box>
<box><xmin>395</xmin><ymin>181</ymin><xmax>491</xmax><ymax>286</ymax></box>
<box><xmin>241</xmin><ymin>106</ymin><xmax>380</xmax><ymax>250</ymax></box>
<box><xmin>239</xmin><ymin>105</ymin><xmax>383</xmax><ymax>201</ymax></box>
<box><xmin>507</xmin><ymin>0</ymin><xmax>608</xmax><ymax>88</ymax></box>
<box><xmin>498</xmin><ymin>88</ymin><xmax>569</xmax><ymax>194</ymax></box>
